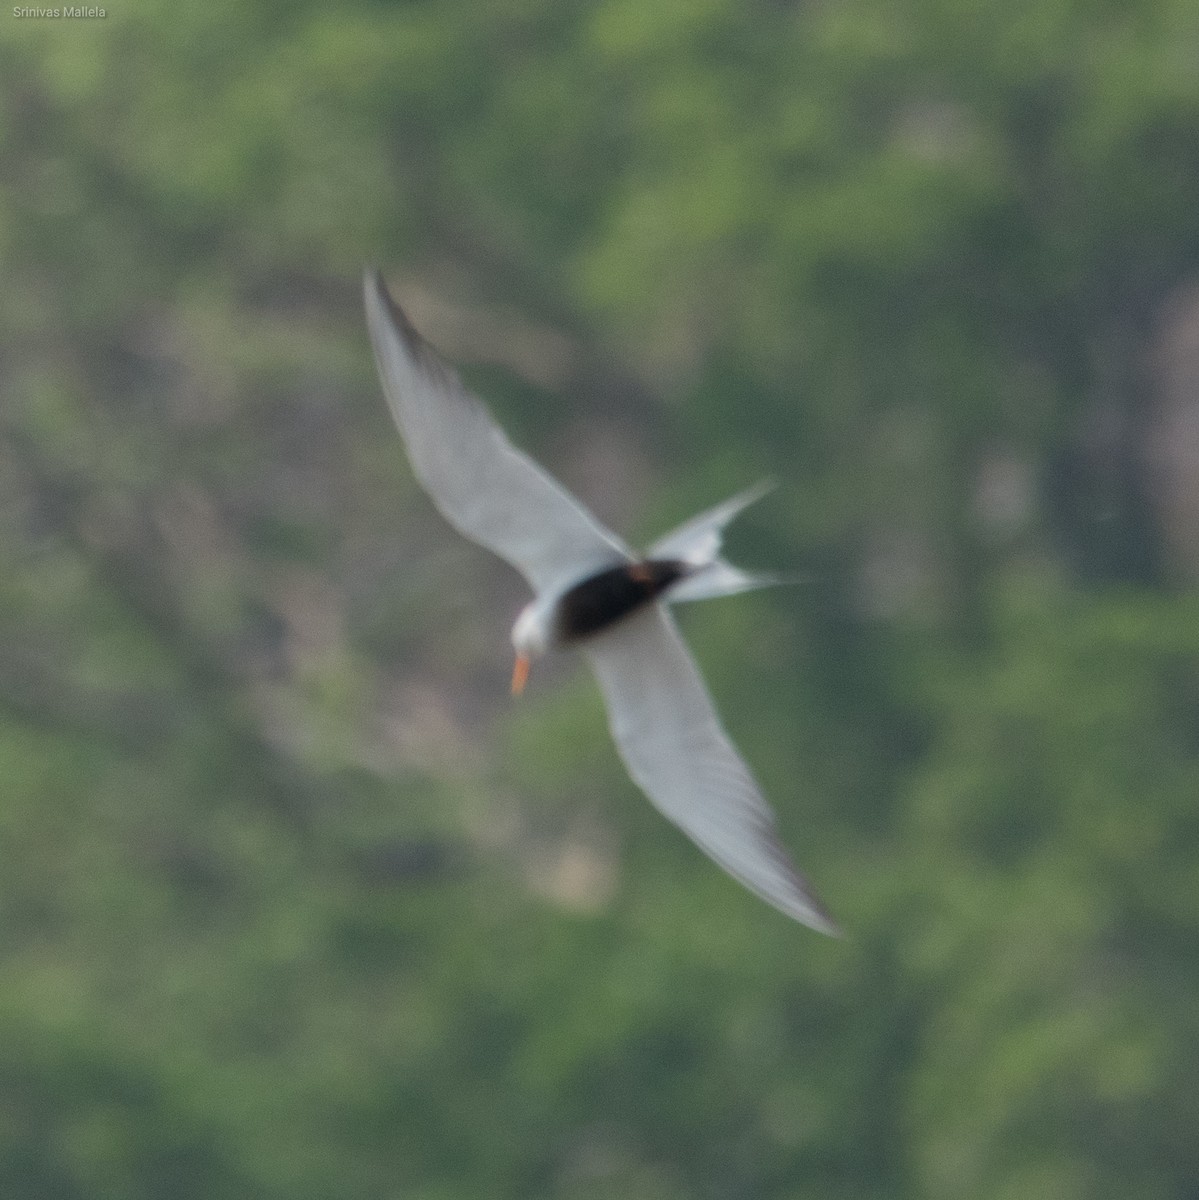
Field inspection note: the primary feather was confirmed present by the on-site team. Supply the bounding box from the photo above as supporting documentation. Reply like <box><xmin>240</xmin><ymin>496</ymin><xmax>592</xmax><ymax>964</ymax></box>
<box><xmin>585</xmin><ymin>606</ymin><xmax>839</xmax><ymax>933</ymax></box>
<box><xmin>364</xmin><ymin>270</ymin><xmax>628</xmax><ymax>594</ymax></box>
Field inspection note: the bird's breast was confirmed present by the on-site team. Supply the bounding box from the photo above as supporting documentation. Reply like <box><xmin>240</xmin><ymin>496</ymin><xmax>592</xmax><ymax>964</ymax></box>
<box><xmin>554</xmin><ymin>559</ymin><xmax>690</xmax><ymax>643</ymax></box>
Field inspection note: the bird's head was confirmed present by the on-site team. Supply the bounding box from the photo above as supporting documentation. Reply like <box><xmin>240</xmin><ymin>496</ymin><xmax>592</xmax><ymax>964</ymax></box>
<box><xmin>510</xmin><ymin>600</ymin><xmax>554</xmax><ymax>695</ymax></box>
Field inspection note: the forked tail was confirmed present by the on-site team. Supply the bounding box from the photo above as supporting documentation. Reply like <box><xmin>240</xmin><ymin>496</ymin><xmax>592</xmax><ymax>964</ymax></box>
<box><xmin>647</xmin><ymin>481</ymin><xmax>783</xmax><ymax>603</ymax></box>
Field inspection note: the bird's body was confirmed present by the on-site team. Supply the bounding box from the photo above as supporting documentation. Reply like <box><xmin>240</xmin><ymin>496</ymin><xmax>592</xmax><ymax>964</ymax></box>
<box><xmin>364</xmin><ymin>269</ymin><xmax>838</xmax><ymax>936</ymax></box>
<box><xmin>554</xmin><ymin>559</ymin><xmax>691</xmax><ymax>642</ymax></box>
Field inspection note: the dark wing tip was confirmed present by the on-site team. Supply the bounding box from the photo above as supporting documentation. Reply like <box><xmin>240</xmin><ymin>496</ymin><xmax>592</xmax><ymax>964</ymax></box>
<box><xmin>363</xmin><ymin>268</ymin><xmax>456</xmax><ymax>387</ymax></box>
<box><xmin>803</xmin><ymin>900</ymin><xmax>843</xmax><ymax>938</ymax></box>
<box><xmin>363</xmin><ymin>267</ymin><xmax>423</xmax><ymax>353</ymax></box>
<box><xmin>778</xmin><ymin>858</ymin><xmax>842</xmax><ymax>937</ymax></box>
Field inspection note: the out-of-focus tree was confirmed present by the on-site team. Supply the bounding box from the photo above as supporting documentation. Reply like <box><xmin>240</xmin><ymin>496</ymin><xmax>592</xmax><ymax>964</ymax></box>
<box><xmin>1</xmin><ymin>0</ymin><xmax>1197</xmax><ymax>1195</ymax></box>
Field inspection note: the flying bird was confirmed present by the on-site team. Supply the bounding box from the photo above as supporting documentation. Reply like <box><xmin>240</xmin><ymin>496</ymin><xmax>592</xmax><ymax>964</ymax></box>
<box><xmin>364</xmin><ymin>270</ymin><xmax>838</xmax><ymax>935</ymax></box>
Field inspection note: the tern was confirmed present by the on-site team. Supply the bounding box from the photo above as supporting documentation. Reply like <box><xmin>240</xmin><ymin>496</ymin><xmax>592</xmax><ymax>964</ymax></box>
<box><xmin>364</xmin><ymin>270</ymin><xmax>838</xmax><ymax>935</ymax></box>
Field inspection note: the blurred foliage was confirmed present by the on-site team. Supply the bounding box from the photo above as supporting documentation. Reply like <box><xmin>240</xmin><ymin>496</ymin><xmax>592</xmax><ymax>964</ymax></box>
<box><xmin>2</xmin><ymin>0</ymin><xmax>1199</xmax><ymax>1196</ymax></box>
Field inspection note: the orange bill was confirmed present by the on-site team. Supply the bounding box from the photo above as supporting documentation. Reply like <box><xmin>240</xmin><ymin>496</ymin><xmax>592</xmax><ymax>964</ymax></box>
<box><xmin>511</xmin><ymin>653</ymin><xmax>531</xmax><ymax>696</ymax></box>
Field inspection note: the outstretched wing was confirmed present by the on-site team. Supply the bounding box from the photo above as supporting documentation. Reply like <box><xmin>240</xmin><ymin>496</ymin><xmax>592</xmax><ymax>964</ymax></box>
<box><xmin>364</xmin><ymin>270</ymin><xmax>629</xmax><ymax>593</ymax></box>
<box><xmin>584</xmin><ymin>605</ymin><xmax>839</xmax><ymax>934</ymax></box>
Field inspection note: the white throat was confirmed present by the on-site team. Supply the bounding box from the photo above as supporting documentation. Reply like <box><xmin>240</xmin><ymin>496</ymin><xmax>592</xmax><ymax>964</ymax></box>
<box><xmin>511</xmin><ymin>599</ymin><xmax>555</xmax><ymax>659</ymax></box>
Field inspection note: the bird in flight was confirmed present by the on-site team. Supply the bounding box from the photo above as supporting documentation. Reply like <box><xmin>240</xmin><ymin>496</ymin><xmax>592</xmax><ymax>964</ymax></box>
<box><xmin>364</xmin><ymin>270</ymin><xmax>838</xmax><ymax>935</ymax></box>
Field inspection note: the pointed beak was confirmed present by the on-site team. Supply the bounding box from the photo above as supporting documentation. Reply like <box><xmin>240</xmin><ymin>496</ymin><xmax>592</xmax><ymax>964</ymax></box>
<box><xmin>511</xmin><ymin>653</ymin><xmax>531</xmax><ymax>696</ymax></box>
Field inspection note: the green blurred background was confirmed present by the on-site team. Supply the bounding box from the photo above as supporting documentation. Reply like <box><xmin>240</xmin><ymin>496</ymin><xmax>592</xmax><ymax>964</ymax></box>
<box><xmin>3</xmin><ymin>1</ymin><xmax>1199</xmax><ymax>1196</ymax></box>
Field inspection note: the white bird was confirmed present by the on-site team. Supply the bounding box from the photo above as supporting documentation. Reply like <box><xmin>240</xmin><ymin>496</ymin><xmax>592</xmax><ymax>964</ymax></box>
<box><xmin>364</xmin><ymin>270</ymin><xmax>838</xmax><ymax>935</ymax></box>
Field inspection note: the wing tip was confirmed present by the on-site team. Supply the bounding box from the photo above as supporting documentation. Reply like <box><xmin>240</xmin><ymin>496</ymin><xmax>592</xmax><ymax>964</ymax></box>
<box><xmin>751</xmin><ymin>832</ymin><xmax>842</xmax><ymax>937</ymax></box>
<box><xmin>364</xmin><ymin>266</ymin><xmax>408</xmax><ymax>332</ymax></box>
<box><xmin>797</xmin><ymin>902</ymin><xmax>843</xmax><ymax>938</ymax></box>
<box><xmin>363</xmin><ymin>267</ymin><xmax>440</xmax><ymax>370</ymax></box>
<box><xmin>363</xmin><ymin>264</ymin><xmax>389</xmax><ymax>318</ymax></box>
<box><xmin>773</xmin><ymin>870</ymin><xmax>841</xmax><ymax>937</ymax></box>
